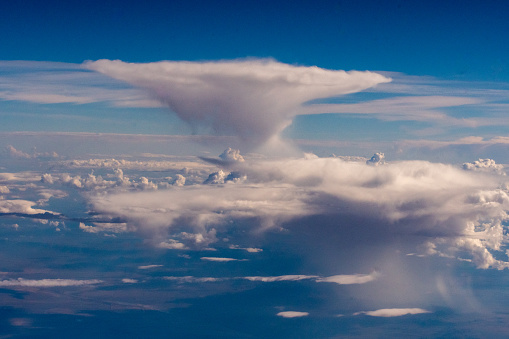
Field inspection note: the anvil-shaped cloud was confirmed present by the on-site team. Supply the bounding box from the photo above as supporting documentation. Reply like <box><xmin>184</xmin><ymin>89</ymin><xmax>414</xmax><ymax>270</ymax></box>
<box><xmin>84</xmin><ymin>59</ymin><xmax>390</xmax><ymax>145</ymax></box>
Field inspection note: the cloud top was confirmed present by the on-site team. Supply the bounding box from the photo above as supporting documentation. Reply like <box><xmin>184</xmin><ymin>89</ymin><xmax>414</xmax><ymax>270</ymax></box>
<box><xmin>85</xmin><ymin>59</ymin><xmax>390</xmax><ymax>145</ymax></box>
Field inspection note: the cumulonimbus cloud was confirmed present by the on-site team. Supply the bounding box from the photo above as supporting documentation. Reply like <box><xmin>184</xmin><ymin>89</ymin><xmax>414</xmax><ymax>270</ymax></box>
<box><xmin>84</xmin><ymin>59</ymin><xmax>390</xmax><ymax>145</ymax></box>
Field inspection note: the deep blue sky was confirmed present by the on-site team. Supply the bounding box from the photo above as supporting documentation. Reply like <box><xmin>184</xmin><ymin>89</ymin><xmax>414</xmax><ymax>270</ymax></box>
<box><xmin>2</xmin><ymin>0</ymin><xmax>509</xmax><ymax>80</ymax></box>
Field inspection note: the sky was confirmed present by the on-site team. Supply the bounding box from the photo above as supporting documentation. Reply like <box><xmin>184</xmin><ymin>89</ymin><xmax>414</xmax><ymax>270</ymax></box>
<box><xmin>1</xmin><ymin>0</ymin><xmax>509</xmax><ymax>338</ymax></box>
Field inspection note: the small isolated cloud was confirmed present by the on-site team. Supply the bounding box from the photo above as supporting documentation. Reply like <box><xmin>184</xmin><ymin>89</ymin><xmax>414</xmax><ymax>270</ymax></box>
<box><xmin>85</xmin><ymin>59</ymin><xmax>390</xmax><ymax>146</ymax></box>
<box><xmin>157</xmin><ymin>239</ymin><xmax>187</xmax><ymax>250</ymax></box>
<box><xmin>316</xmin><ymin>272</ymin><xmax>379</xmax><ymax>285</ymax></box>
<box><xmin>219</xmin><ymin>148</ymin><xmax>245</xmax><ymax>163</ymax></box>
<box><xmin>122</xmin><ymin>279</ymin><xmax>138</xmax><ymax>284</ymax></box>
<box><xmin>229</xmin><ymin>244</ymin><xmax>263</xmax><ymax>253</ymax></box>
<box><xmin>164</xmin><ymin>276</ymin><xmax>223</xmax><ymax>283</ymax></box>
<box><xmin>79</xmin><ymin>222</ymin><xmax>128</xmax><ymax>234</ymax></box>
<box><xmin>277</xmin><ymin>311</ymin><xmax>309</xmax><ymax>318</ymax></box>
<box><xmin>463</xmin><ymin>159</ymin><xmax>505</xmax><ymax>175</ymax></box>
<box><xmin>354</xmin><ymin>308</ymin><xmax>431</xmax><ymax>317</ymax></box>
<box><xmin>138</xmin><ymin>265</ymin><xmax>163</xmax><ymax>270</ymax></box>
<box><xmin>366</xmin><ymin>152</ymin><xmax>385</xmax><ymax>166</ymax></box>
<box><xmin>244</xmin><ymin>275</ymin><xmax>318</xmax><ymax>282</ymax></box>
<box><xmin>200</xmin><ymin>257</ymin><xmax>241</xmax><ymax>262</ymax></box>
<box><xmin>0</xmin><ymin>199</ymin><xmax>57</xmax><ymax>215</ymax></box>
<box><xmin>0</xmin><ymin>278</ymin><xmax>102</xmax><ymax>287</ymax></box>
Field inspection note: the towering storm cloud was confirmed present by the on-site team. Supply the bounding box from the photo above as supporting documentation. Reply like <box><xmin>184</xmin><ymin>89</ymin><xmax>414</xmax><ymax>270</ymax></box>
<box><xmin>85</xmin><ymin>59</ymin><xmax>390</xmax><ymax>145</ymax></box>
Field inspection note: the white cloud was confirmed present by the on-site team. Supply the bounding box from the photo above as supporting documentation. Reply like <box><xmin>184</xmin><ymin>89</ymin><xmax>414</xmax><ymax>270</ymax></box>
<box><xmin>163</xmin><ymin>276</ymin><xmax>223</xmax><ymax>283</ymax></box>
<box><xmin>85</xmin><ymin>59</ymin><xmax>390</xmax><ymax>145</ymax></box>
<box><xmin>219</xmin><ymin>148</ymin><xmax>245</xmax><ymax>163</ymax></box>
<box><xmin>138</xmin><ymin>265</ymin><xmax>163</xmax><ymax>270</ymax></box>
<box><xmin>0</xmin><ymin>278</ymin><xmax>102</xmax><ymax>287</ymax></box>
<box><xmin>463</xmin><ymin>159</ymin><xmax>505</xmax><ymax>175</ymax></box>
<box><xmin>79</xmin><ymin>222</ymin><xmax>129</xmax><ymax>234</ymax></box>
<box><xmin>157</xmin><ymin>239</ymin><xmax>187</xmax><ymax>250</ymax></box>
<box><xmin>200</xmin><ymin>257</ymin><xmax>241</xmax><ymax>262</ymax></box>
<box><xmin>244</xmin><ymin>275</ymin><xmax>318</xmax><ymax>282</ymax></box>
<box><xmin>0</xmin><ymin>199</ymin><xmax>58</xmax><ymax>215</ymax></box>
<box><xmin>277</xmin><ymin>311</ymin><xmax>309</xmax><ymax>318</ymax></box>
<box><xmin>316</xmin><ymin>272</ymin><xmax>379</xmax><ymax>285</ymax></box>
<box><xmin>354</xmin><ymin>308</ymin><xmax>431</xmax><ymax>317</ymax></box>
<box><xmin>122</xmin><ymin>279</ymin><xmax>138</xmax><ymax>284</ymax></box>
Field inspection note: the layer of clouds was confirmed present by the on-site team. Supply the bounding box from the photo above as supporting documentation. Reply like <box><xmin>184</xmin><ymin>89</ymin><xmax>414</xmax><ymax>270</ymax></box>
<box><xmin>89</xmin><ymin>154</ymin><xmax>509</xmax><ymax>269</ymax></box>
<box><xmin>354</xmin><ymin>308</ymin><xmax>431</xmax><ymax>317</ymax></box>
<box><xmin>85</xmin><ymin>59</ymin><xmax>389</xmax><ymax>145</ymax></box>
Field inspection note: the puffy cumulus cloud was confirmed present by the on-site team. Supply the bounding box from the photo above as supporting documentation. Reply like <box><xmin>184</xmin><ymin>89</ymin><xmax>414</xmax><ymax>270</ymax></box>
<box><xmin>366</xmin><ymin>152</ymin><xmax>385</xmax><ymax>166</ymax></box>
<box><xmin>85</xmin><ymin>59</ymin><xmax>390</xmax><ymax>145</ymax></box>
<box><xmin>354</xmin><ymin>308</ymin><xmax>431</xmax><ymax>317</ymax></box>
<box><xmin>88</xmin><ymin>156</ymin><xmax>509</xmax><ymax>269</ymax></box>
<box><xmin>2</xmin><ymin>145</ymin><xmax>58</xmax><ymax>159</ymax></box>
<box><xmin>463</xmin><ymin>159</ymin><xmax>505</xmax><ymax>175</ymax></box>
<box><xmin>277</xmin><ymin>311</ymin><xmax>309</xmax><ymax>318</ymax></box>
<box><xmin>0</xmin><ymin>199</ymin><xmax>58</xmax><ymax>215</ymax></box>
<box><xmin>0</xmin><ymin>278</ymin><xmax>102</xmax><ymax>287</ymax></box>
<box><xmin>79</xmin><ymin>222</ymin><xmax>129</xmax><ymax>234</ymax></box>
<box><xmin>219</xmin><ymin>148</ymin><xmax>245</xmax><ymax>163</ymax></box>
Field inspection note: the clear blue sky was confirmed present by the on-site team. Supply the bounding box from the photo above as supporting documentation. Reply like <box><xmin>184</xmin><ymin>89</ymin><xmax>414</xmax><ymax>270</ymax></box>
<box><xmin>1</xmin><ymin>0</ymin><xmax>508</xmax><ymax>81</ymax></box>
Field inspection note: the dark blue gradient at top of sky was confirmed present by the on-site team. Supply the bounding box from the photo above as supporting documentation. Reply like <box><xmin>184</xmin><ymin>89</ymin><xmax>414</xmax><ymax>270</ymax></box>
<box><xmin>1</xmin><ymin>0</ymin><xmax>509</xmax><ymax>80</ymax></box>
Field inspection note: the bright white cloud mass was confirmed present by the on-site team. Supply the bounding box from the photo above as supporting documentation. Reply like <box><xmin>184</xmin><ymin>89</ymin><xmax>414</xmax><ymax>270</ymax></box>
<box><xmin>89</xmin><ymin>153</ymin><xmax>509</xmax><ymax>269</ymax></box>
<box><xmin>85</xmin><ymin>59</ymin><xmax>390</xmax><ymax>145</ymax></box>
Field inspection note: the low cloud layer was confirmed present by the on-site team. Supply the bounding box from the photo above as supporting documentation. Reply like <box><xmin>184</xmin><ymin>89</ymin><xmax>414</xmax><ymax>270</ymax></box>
<box><xmin>90</xmin><ymin>154</ymin><xmax>509</xmax><ymax>269</ymax></box>
<box><xmin>85</xmin><ymin>59</ymin><xmax>390</xmax><ymax>145</ymax></box>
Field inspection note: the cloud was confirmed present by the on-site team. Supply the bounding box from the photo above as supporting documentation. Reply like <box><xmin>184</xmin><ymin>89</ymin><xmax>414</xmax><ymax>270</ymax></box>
<box><xmin>277</xmin><ymin>311</ymin><xmax>309</xmax><ymax>318</ymax></box>
<box><xmin>244</xmin><ymin>275</ymin><xmax>318</xmax><ymax>282</ymax></box>
<box><xmin>121</xmin><ymin>279</ymin><xmax>138</xmax><ymax>284</ymax></box>
<box><xmin>316</xmin><ymin>272</ymin><xmax>379</xmax><ymax>285</ymax></box>
<box><xmin>354</xmin><ymin>308</ymin><xmax>431</xmax><ymax>317</ymax></box>
<box><xmin>0</xmin><ymin>199</ymin><xmax>58</xmax><ymax>215</ymax></box>
<box><xmin>0</xmin><ymin>278</ymin><xmax>102</xmax><ymax>287</ymax></box>
<box><xmin>138</xmin><ymin>265</ymin><xmax>163</xmax><ymax>270</ymax></box>
<box><xmin>200</xmin><ymin>257</ymin><xmax>242</xmax><ymax>262</ymax></box>
<box><xmin>89</xmin><ymin>155</ymin><xmax>509</xmax><ymax>269</ymax></box>
<box><xmin>463</xmin><ymin>159</ymin><xmax>505</xmax><ymax>175</ymax></box>
<box><xmin>85</xmin><ymin>59</ymin><xmax>390</xmax><ymax>145</ymax></box>
<box><xmin>163</xmin><ymin>276</ymin><xmax>224</xmax><ymax>283</ymax></box>
<box><xmin>79</xmin><ymin>222</ymin><xmax>129</xmax><ymax>234</ymax></box>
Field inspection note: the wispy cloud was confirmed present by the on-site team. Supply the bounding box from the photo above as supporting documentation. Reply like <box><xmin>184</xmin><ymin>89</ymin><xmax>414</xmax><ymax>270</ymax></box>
<box><xmin>0</xmin><ymin>278</ymin><xmax>102</xmax><ymax>287</ymax></box>
<box><xmin>354</xmin><ymin>308</ymin><xmax>431</xmax><ymax>317</ymax></box>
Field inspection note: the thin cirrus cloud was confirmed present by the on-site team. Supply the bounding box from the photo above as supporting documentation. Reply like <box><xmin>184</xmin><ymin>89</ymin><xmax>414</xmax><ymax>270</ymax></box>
<box><xmin>84</xmin><ymin>59</ymin><xmax>390</xmax><ymax>145</ymax></box>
